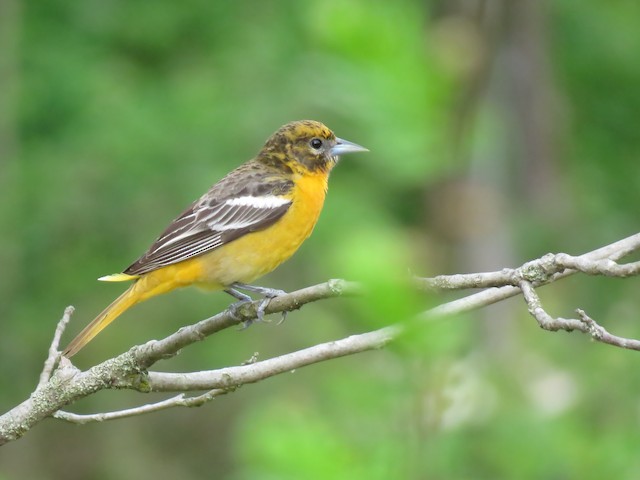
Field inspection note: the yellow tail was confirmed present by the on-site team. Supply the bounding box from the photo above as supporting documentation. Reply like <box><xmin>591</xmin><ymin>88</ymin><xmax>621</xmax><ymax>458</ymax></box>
<box><xmin>64</xmin><ymin>259</ymin><xmax>206</xmax><ymax>357</ymax></box>
<box><xmin>63</xmin><ymin>285</ymin><xmax>141</xmax><ymax>357</ymax></box>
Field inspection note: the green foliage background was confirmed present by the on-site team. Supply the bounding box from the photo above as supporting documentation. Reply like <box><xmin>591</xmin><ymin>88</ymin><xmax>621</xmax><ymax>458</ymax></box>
<box><xmin>1</xmin><ymin>0</ymin><xmax>640</xmax><ymax>478</ymax></box>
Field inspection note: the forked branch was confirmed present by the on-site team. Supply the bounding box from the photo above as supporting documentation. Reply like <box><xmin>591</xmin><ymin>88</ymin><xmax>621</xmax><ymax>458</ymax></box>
<box><xmin>1</xmin><ymin>233</ymin><xmax>639</xmax><ymax>444</ymax></box>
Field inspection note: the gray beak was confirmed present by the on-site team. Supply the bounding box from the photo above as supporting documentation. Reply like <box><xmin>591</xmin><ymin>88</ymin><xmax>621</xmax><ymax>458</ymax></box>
<box><xmin>330</xmin><ymin>137</ymin><xmax>369</xmax><ymax>157</ymax></box>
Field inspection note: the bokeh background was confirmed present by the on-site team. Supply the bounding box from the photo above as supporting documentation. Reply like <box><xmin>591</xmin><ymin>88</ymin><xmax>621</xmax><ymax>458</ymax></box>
<box><xmin>1</xmin><ymin>0</ymin><xmax>640</xmax><ymax>478</ymax></box>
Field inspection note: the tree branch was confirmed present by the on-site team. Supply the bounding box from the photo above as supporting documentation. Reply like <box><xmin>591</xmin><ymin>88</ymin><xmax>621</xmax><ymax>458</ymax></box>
<box><xmin>418</xmin><ymin>232</ymin><xmax>640</xmax><ymax>292</ymax></box>
<box><xmin>0</xmin><ymin>279</ymin><xmax>361</xmax><ymax>445</ymax></box>
<box><xmin>37</xmin><ymin>306</ymin><xmax>73</xmax><ymax>389</ymax></box>
<box><xmin>1</xmin><ymin>233</ymin><xmax>640</xmax><ymax>444</ymax></box>
<box><xmin>518</xmin><ymin>279</ymin><xmax>640</xmax><ymax>350</ymax></box>
<box><xmin>53</xmin><ymin>389</ymin><xmax>226</xmax><ymax>423</ymax></box>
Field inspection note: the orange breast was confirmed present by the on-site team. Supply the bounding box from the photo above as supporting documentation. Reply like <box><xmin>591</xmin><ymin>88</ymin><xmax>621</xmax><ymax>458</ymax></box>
<box><xmin>167</xmin><ymin>171</ymin><xmax>329</xmax><ymax>287</ymax></box>
<box><xmin>204</xmin><ymin>171</ymin><xmax>328</xmax><ymax>285</ymax></box>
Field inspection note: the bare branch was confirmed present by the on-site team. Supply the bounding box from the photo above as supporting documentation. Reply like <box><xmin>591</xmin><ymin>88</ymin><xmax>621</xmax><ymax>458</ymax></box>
<box><xmin>47</xmin><ymin>230</ymin><xmax>640</xmax><ymax>421</ymax></box>
<box><xmin>518</xmin><ymin>279</ymin><xmax>586</xmax><ymax>332</ymax></box>
<box><xmin>416</xmin><ymin>270</ymin><xmax>514</xmax><ymax>290</ymax></box>
<box><xmin>142</xmin><ymin>327</ymin><xmax>395</xmax><ymax>392</ymax></box>
<box><xmin>54</xmin><ymin>325</ymin><xmax>399</xmax><ymax>424</ymax></box>
<box><xmin>423</xmin><ymin>285</ymin><xmax>523</xmax><ymax>317</ymax></box>
<box><xmin>37</xmin><ymin>306</ymin><xmax>74</xmax><ymax>389</ymax></box>
<box><xmin>417</xmin><ymin>233</ymin><xmax>640</xmax><ymax>293</ymax></box>
<box><xmin>54</xmin><ymin>389</ymin><xmax>225</xmax><ymax>424</ymax></box>
<box><xmin>0</xmin><ymin>279</ymin><xmax>360</xmax><ymax>445</ymax></box>
<box><xmin>554</xmin><ymin>254</ymin><xmax>640</xmax><ymax>277</ymax></box>
<box><xmin>575</xmin><ymin>309</ymin><xmax>640</xmax><ymax>350</ymax></box>
<box><xmin>133</xmin><ymin>279</ymin><xmax>361</xmax><ymax>369</ymax></box>
<box><xmin>518</xmin><ymin>279</ymin><xmax>640</xmax><ymax>351</ymax></box>
<box><xmin>54</xmin><ymin>327</ymin><xmax>396</xmax><ymax>423</ymax></box>
<box><xmin>2</xmin><ymin>233</ymin><xmax>640</xmax><ymax>444</ymax></box>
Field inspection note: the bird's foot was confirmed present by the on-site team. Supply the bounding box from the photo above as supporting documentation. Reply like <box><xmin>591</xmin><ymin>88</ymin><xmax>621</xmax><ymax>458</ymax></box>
<box><xmin>226</xmin><ymin>283</ymin><xmax>288</xmax><ymax>327</ymax></box>
<box><xmin>224</xmin><ymin>288</ymin><xmax>254</xmax><ymax>327</ymax></box>
<box><xmin>227</xmin><ymin>299</ymin><xmax>251</xmax><ymax>323</ymax></box>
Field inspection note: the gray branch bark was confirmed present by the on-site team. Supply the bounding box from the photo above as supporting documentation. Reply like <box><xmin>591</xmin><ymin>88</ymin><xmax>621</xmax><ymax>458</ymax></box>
<box><xmin>1</xmin><ymin>233</ymin><xmax>639</xmax><ymax>445</ymax></box>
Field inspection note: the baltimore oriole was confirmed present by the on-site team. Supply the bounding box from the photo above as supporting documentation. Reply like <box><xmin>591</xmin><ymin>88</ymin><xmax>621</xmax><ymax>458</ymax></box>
<box><xmin>62</xmin><ymin>120</ymin><xmax>367</xmax><ymax>357</ymax></box>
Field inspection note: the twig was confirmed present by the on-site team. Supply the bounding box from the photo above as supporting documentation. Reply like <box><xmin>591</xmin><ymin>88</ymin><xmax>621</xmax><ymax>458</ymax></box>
<box><xmin>37</xmin><ymin>306</ymin><xmax>74</xmax><ymax>389</ymax></box>
<box><xmin>554</xmin><ymin>254</ymin><xmax>640</xmax><ymax>277</ymax></box>
<box><xmin>518</xmin><ymin>280</ymin><xmax>640</xmax><ymax>351</ymax></box>
<box><xmin>54</xmin><ymin>389</ymin><xmax>225</xmax><ymax>424</ymax></box>
<box><xmin>575</xmin><ymin>309</ymin><xmax>640</xmax><ymax>350</ymax></box>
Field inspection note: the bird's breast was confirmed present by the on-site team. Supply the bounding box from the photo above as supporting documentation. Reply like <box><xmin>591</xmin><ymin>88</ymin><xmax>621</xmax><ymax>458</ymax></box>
<box><xmin>199</xmin><ymin>171</ymin><xmax>329</xmax><ymax>286</ymax></box>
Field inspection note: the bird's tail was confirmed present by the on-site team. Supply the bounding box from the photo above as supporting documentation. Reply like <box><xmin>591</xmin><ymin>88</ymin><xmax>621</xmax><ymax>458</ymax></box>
<box><xmin>63</xmin><ymin>284</ymin><xmax>141</xmax><ymax>357</ymax></box>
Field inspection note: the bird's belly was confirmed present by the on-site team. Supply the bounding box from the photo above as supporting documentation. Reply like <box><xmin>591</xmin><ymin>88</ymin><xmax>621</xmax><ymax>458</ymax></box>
<box><xmin>201</xmin><ymin>215</ymin><xmax>318</xmax><ymax>285</ymax></box>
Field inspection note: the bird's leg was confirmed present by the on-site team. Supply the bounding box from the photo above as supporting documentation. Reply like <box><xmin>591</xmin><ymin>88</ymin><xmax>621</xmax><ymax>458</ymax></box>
<box><xmin>229</xmin><ymin>283</ymin><xmax>288</xmax><ymax>326</ymax></box>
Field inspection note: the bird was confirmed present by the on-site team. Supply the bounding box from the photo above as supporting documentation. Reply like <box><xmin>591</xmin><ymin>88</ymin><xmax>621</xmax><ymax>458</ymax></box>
<box><xmin>62</xmin><ymin>120</ymin><xmax>368</xmax><ymax>357</ymax></box>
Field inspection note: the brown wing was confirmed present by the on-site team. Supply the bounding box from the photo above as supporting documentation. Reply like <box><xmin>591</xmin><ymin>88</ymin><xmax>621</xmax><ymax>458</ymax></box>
<box><xmin>123</xmin><ymin>163</ymin><xmax>294</xmax><ymax>276</ymax></box>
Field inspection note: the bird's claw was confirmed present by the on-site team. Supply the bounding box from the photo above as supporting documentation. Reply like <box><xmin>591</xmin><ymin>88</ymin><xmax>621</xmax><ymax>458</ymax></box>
<box><xmin>226</xmin><ymin>284</ymin><xmax>287</xmax><ymax>328</ymax></box>
<box><xmin>227</xmin><ymin>299</ymin><xmax>251</xmax><ymax>322</ymax></box>
<box><xmin>275</xmin><ymin>309</ymin><xmax>288</xmax><ymax>325</ymax></box>
<box><xmin>255</xmin><ymin>289</ymin><xmax>287</xmax><ymax>324</ymax></box>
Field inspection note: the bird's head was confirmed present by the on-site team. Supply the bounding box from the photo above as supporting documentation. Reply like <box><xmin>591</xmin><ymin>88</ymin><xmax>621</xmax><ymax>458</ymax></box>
<box><xmin>258</xmin><ymin>120</ymin><xmax>368</xmax><ymax>174</ymax></box>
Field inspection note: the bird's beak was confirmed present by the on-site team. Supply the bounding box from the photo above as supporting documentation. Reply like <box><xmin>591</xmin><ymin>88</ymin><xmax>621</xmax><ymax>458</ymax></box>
<box><xmin>331</xmin><ymin>137</ymin><xmax>369</xmax><ymax>156</ymax></box>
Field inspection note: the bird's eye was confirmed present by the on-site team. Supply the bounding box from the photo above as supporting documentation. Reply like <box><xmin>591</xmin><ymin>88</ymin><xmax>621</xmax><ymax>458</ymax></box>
<box><xmin>310</xmin><ymin>138</ymin><xmax>323</xmax><ymax>150</ymax></box>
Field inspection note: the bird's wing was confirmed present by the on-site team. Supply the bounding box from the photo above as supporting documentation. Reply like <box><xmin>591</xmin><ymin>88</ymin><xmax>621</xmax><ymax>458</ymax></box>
<box><xmin>123</xmin><ymin>169</ymin><xmax>293</xmax><ymax>276</ymax></box>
